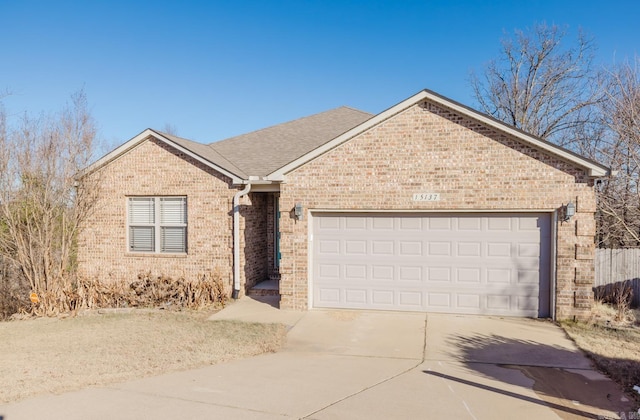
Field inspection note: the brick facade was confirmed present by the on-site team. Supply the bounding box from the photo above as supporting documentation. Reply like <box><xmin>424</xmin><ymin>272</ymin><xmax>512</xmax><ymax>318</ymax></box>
<box><xmin>79</xmin><ymin>96</ymin><xmax>600</xmax><ymax>320</ymax></box>
<box><xmin>239</xmin><ymin>192</ymin><xmax>269</xmax><ymax>292</ymax></box>
<box><xmin>77</xmin><ymin>138</ymin><xmax>239</xmax><ymax>292</ymax></box>
<box><xmin>278</xmin><ymin>100</ymin><xmax>596</xmax><ymax>319</ymax></box>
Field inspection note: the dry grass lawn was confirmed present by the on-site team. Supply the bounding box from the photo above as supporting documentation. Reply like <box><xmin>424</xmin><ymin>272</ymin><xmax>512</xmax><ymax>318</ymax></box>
<box><xmin>561</xmin><ymin>303</ymin><xmax>640</xmax><ymax>407</ymax></box>
<box><xmin>0</xmin><ymin>309</ymin><xmax>287</xmax><ymax>403</ymax></box>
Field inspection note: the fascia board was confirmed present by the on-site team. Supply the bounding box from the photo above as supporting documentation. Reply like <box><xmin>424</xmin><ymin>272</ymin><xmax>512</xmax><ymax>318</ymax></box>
<box><xmin>268</xmin><ymin>89</ymin><xmax>610</xmax><ymax>179</ymax></box>
<box><xmin>79</xmin><ymin>129</ymin><xmax>244</xmax><ymax>184</ymax></box>
<box><xmin>419</xmin><ymin>90</ymin><xmax>611</xmax><ymax>177</ymax></box>
<box><xmin>268</xmin><ymin>91</ymin><xmax>431</xmax><ymax>179</ymax></box>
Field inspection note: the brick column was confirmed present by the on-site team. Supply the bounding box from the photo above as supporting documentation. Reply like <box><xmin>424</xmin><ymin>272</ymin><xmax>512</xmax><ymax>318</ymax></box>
<box><xmin>555</xmin><ymin>192</ymin><xmax>596</xmax><ymax>320</ymax></box>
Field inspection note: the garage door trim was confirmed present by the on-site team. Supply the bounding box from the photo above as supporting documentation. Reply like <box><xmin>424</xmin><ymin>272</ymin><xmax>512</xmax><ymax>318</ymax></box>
<box><xmin>308</xmin><ymin>210</ymin><xmax>555</xmax><ymax>317</ymax></box>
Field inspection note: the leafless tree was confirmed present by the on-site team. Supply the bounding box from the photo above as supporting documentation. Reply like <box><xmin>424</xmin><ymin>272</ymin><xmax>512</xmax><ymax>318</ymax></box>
<box><xmin>470</xmin><ymin>23</ymin><xmax>603</xmax><ymax>149</ymax></box>
<box><xmin>595</xmin><ymin>59</ymin><xmax>640</xmax><ymax>247</ymax></box>
<box><xmin>161</xmin><ymin>123</ymin><xmax>179</xmax><ymax>136</ymax></box>
<box><xmin>0</xmin><ymin>91</ymin><xmax>101</xmax><ymax>315</ymax></box>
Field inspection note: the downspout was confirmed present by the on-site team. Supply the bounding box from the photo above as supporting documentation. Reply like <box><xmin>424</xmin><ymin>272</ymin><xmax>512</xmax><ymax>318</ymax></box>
<box><xmin>232</xmin><ymin>182</ymin><xmax>252</xmax><ymax>299</ymax></box>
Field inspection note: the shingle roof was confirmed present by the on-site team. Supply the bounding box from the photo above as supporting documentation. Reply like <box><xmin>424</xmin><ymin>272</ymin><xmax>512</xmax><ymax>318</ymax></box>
<box><xmin>85</xmin><ymin>89</ymin><xmax>609</xmax><ymax>183</ymax></box>
<box><xmin>208</xmin><ymin>106</ymin><xmax>373</xmax><ymax>177</ymax></box>
<box><xmin>154</xmin><ymin>130</ymin><xmax>249</xmax><ymax>178</ymax></box>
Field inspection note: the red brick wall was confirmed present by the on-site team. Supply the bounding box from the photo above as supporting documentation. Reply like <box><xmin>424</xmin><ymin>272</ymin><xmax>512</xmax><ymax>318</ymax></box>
<box><xmin>278</xmin><ymin>100</ymin><xmax>596</xmax><ymax>319</ymax></box>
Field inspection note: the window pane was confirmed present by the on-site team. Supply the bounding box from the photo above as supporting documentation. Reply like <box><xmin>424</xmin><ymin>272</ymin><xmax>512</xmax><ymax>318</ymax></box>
<box><xmin>129</xmin><ymin>198</ymin><xmax>155</xmax><ymax>224</ymax></box>
<box><xmin>161</xmin><ymin>227</ymin><xmax>186</xmax><ymax>253</ymax></box>
<box><xmin>160</xmin><ymin>197</ymin><xmax>186</xmax><ymax>224</ymax></box>
<box><xmin>130</xmin><ymin>226</ymin><xmax>155</xmax><ymax>252</ymax></box>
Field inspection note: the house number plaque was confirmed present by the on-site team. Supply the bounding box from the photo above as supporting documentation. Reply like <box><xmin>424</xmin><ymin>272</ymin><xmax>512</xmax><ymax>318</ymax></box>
<box><xmin>412</xmin><ymin>193</ymin><xmax>441</xmax><ymax>202</ymax></box>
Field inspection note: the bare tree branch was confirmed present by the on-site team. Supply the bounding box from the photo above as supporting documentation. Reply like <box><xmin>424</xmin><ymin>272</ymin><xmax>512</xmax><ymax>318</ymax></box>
<box><xmin>470</xmin><ymin>23</ymin><xmax>603</xmax><ymax>149</ymax></box>
<box><xmin>0</xmin><ymin>90</ymin><xmax>101</xmax><ymax>315</ymax></box>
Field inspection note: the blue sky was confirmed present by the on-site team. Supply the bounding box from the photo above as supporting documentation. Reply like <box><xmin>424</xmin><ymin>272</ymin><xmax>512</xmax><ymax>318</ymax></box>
<box><xmin>1</xmin><ymin>0</ymin><xmax>638</xmax><ymax>148</ymax></box>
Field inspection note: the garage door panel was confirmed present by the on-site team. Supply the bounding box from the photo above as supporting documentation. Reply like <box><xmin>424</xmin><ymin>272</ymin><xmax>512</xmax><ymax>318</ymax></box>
<box><xmin>312</xmin><ymin>213</ymin><xmax>550</xmax><ymax>317</ymax></box>
<box><xmin>487</xmin><ymin>268</ymin><xmax>512</xmax><ymax>284</ymax></box>
<box><xmin>487</xmin><ymin>295</ymin><xmax>510</xmax><ymax>311</ymax></box>
<box><xmin>345</xmin><ymin>289</ymin><xmax>366</xmax><ymax>304</ymax></box>
<box><xmin>318</xmin><ymin>288</ymin><xmax>340</xmax><ymax>304</ymax></box>
<box><xmin>458</xmin><ymin>217</ymin><xmax>482</xmax><ymax>230</ymax></box>
<box><xmin>345</xmin><ymin>264</ymin><xmax>367</xmax><ymax>280</ymax></box>
<box><xmin>345</xmin><ymin>240</ymin><xmax>367</xmax><ymax>254</ymax></box>
<box><xmin>319</xmin><ymin>217</ymin><xmax>341</xmax><ymax>230</ymax></box>
<box><xmin>518</xmin><ymin>243</ymin><xmax>540</xmax><ymax>257</ymax></box>
<box><xmin>488</xmin><ymin>217</ymin><xmax>512</xmax><ymax>230</ymax></box>
<box><xmin>345</xmin><ymin>217</ymin><xmax>366</xmax><ymax>229</ymax></box>
<box><xmin>428</xmin><ymin>267</ymin><xmax>452</xmax><ymax>282</ymax></box>
<box><xmin>318</xmin><ymin>263</ymin><xmax>340</xmax><ymax>279</ymax></box>
<box><xmin>457</xmin><ymin>294</ymin><xmax>481</xmax><ymax>310</ymax></box>
<box><xmin>517</xmin><ymin>270</ymin><xmax>539</xmax><ymax>284</ymax></box>
<box><xmin>399</xmin><ymin>266</ymin><xmax>422</xmax><ymax>281</ymax></box>
<box><xmin>372</xmin><ymin>265</ymin><xmax>394</xmax><ymax>280</ymax></box>
<box><xmin>428</xmin><ymin>242</ymin><xmax>451</xmax><ymax>256</ymax></box>
<box><xmin>428</xmin><ymin>293</ymin><xmax>451</xmax><ymax>307</ymax></box>
<box><xmin>400</xmin><ymin>241</ymin><xmax>422</xmax><ymax>255</ymax></box>
<box><xmin>372</xmin><ymin>241</ymin><xmax>394</xmax><ymax>255</ymax></box>
<box><xmin>372</xmin><ymin>290</ymin><xmax>394</xmax><ymax>305</ymax></box>
<box><xmin>456</xmin><ymin>242</ymin><xmax>481</xmax><ymax>257</ymax></box>
<box><xmin>399</xmin><ymin>291</ymin><xmax>422</xmax><ymax>307</ymax></box>
<box><xmin>372</xmin><ymin>218</ymin><xmax>394</xmax><ymax>230</ymax></box>
<box><xmin>318</xmin><ymin>239</ymin><xmax>340</xmax><ymax>254</ymax></box>
<box><xmin>400</xmin><ymin>218</ymin><xmax>422</xmax><ymax>230</ymax></box>
<box><xmin>457</xmin><ymin>268</ymin><xmax>481</xmax><ymax>283</ymax></box>
<box><xmin>429</xmin><ymin>218</ymin><xmax>451</xmax><ymax>230</ymax></box>
<box><xmin>487</xmin><ymin>242</ymin><xmax>512</xmax><ymax>257</ymax></box>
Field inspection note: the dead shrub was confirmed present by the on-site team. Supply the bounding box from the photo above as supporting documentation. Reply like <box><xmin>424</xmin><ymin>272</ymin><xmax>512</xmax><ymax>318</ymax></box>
<box><xmin>4</xmin><ymin>269</ymin><xmax>228</xmax><ymax>320</ymax></box>
<box><xmin>128</xmin><ymin>271</ymin><xmax>227</xmax><ymax>309</ymax></box>
<box><xmin>594</xmin><ymin>280</ymin><xmax>634</xmax><ymax>322</ymax></box>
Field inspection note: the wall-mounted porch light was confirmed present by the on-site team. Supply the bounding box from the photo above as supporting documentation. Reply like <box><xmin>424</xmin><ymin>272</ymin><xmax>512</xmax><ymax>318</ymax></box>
<box><xmin>294</xmin><ymin>203</ymin><xmax>304</xmax><ymax>221</ymax></box>
<box><xmin>563</xmin><ymin>201</ymin><xmax>576</xmax><ymax>221</ymax></box>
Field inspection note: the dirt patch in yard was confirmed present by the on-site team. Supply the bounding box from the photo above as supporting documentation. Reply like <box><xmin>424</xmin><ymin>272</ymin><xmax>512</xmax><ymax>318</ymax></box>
<box><xmin>560</xmin><ymin>304</ymin><xmax>640</xmax><ymax>412</ymax></box>
<box><xmin>0</xmin><ymin>309</ymin><xmax>287</xmax><ymax>403</ymax></box>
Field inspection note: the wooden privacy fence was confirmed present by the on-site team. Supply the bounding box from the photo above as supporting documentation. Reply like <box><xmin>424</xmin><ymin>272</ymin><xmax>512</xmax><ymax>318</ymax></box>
<box><xmin>595</xmin><ymin>248</ymin><xmax>640</xmax><ymax>307</ymax></box>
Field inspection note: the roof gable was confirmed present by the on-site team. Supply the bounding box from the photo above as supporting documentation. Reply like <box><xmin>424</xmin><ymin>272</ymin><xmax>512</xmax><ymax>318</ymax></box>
<box><xmin>268</xmin><ymin>90</ymin><xmax>610</xmax><ymax>179</ymax></box>
<box><xmin>80</xmin><ymin>129</ymin><xmax>246</xmax><ymax>183</ymax></box>
<box><xmin>83</xmin><ymin>89</ymin><xmax>609</xmax><ymax>184</ymax></box>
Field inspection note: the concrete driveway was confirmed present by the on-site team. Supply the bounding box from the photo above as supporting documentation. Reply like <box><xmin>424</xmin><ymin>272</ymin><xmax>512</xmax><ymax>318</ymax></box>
<box><xmin>0</xmin><ymin>297</ymin><xmax>635</xmax><ymax>419</ymax></box>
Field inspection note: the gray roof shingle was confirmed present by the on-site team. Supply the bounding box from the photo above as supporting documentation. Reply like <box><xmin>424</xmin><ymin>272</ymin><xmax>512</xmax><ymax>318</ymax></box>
<box><xmin>208</xmin><ymin>106</ymin><xmax>373</xmax><ymax>177</ymax></box>
<box><xmin>154</xmin><ymin>130</ymin><xmax>249</xmax><ymax>179</ymax></box>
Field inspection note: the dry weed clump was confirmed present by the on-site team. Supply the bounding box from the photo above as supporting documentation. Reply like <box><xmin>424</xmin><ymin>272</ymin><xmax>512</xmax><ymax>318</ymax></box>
<box><xmin>4</xmin><ymin>270</ymin><xmax>228</xmax><ymax>319</ymax></box>
<box><xmin>588</xmin><ymin>300</ymin><xmax>637</xmax><ymax>328</ymax></box>
<box><xmin>128</xmin><ymin>271</ymin><xmax>228</xmax><ymax>309</ymax></box>
<box><xmin>593</xmin><ymin>280</ymin><xmax>635</xmax><ymax>323</ymax></box>
<box><xmin>74</xmin><ymin>271</ymin><xmax>228</xmax><ymax>310</ymax></box>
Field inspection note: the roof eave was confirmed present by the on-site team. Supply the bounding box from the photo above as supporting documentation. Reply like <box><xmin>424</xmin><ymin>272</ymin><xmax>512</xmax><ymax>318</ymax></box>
<box><xmin>267</xmin><ymin>89</ymin><xmax>611</xmax><ymax>180</ymax></box>
<box><xmin>79</xmin><ymin>129</ymin><xmax>245</xmax><ymax>184</ymax></box>
<box><xmin>418</xmin><ymin>90</ymin><xmax>611</xmax><ymax>178</ymax></box>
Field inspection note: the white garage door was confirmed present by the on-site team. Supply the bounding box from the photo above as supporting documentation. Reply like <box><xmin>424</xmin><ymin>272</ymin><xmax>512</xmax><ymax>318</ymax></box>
<box><xmin>312</xmin><ymin>213</ymin><xmax>551</xmax><ymax>317</ymax></box>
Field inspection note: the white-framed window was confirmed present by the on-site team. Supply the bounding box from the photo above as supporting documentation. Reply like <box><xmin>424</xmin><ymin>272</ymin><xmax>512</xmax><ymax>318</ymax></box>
<box><xmin>128</xmin><ymin>196</ymin><xmax>187</xmax><ymax>253</ymax></box>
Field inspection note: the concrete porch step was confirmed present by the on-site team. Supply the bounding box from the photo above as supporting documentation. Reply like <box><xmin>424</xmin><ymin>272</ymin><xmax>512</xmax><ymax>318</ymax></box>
<box><xmin>248</xmin><ymin>279</ymin><xmax>280</xmax><ymax>297</ymax></box>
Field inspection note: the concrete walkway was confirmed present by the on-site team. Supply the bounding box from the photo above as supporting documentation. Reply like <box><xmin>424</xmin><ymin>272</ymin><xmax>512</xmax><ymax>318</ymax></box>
<box><xmin>1</xmin><ymin>297</ymin><xmax>636</xmax><ymax>419</ymax></box>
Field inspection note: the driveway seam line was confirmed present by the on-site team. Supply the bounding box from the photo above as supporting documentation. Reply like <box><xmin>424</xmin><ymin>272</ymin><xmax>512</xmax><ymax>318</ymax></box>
<box><xmin>301</xmin><ymin>314</ymin><xmax>430</xmax><ymax>419</ymax></box>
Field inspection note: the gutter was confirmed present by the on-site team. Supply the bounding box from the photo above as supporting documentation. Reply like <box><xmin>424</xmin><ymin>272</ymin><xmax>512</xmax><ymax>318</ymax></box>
<box><xmin>232</xmin><ymin>182</ymin><xmax>252</xmax><ymax>299</ymax></box>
